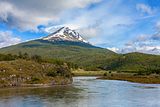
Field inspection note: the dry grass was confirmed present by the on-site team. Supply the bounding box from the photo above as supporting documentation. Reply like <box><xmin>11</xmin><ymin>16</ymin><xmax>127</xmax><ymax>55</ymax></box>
<box><xmin>0</xmin><ymin>59</ymin><xmax>72</xmax><ymax>87</ymax></box>
<box><xmin>99</xmin><ymin>73</ymin><xmax>160</xmax><ymax>84</ymax></box>
<box><xmin>72</xmin><ymin>69</ymin><xmax>107</xmax><ymax>76</ymax></box>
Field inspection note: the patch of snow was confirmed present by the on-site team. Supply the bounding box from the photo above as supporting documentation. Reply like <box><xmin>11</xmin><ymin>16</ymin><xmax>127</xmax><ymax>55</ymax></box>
<box><xmin>43</xmin><ymin>27</ymin><xmax>89</xmax><ymax>43</ymax></box>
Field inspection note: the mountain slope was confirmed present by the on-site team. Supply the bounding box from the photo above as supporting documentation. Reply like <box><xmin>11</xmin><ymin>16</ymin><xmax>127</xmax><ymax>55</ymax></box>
<box><xmin>102</xmin><ymin>52</ymin><xmax>160</xmax><ymax>73</ymax></box>
<box><xmin>0</xmin><ymin>39</ymin><xmax>116</xmax><ymax>70</ymax></box>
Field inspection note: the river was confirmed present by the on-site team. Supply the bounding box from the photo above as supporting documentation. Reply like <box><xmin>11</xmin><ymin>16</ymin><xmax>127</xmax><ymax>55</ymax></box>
<box><xmin>0</xmin><ymin>77</ymin><xmax>160</xmax><ymax>107</ymax></box>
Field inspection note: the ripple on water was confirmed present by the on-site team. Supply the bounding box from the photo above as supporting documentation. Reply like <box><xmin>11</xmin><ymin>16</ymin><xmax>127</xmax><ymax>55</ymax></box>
<box><xmin>0</xmin><ymin>77</ymin><xmax>160</xmax><ymax>107</ymax></box>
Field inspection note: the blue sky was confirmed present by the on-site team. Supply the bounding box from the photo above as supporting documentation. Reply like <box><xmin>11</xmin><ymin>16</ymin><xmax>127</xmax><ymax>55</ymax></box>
<box><xmin>0</xmin><ymin>0</ymin><xmax>160</xmax><ymax>54</ymax></box>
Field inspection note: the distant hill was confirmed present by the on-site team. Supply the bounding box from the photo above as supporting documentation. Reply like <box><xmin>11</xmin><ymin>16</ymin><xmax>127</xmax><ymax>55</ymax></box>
<box><xmin>102</xmin><ymin>52</ymin><xmax>160</xmax><ymax>73</ymax></box>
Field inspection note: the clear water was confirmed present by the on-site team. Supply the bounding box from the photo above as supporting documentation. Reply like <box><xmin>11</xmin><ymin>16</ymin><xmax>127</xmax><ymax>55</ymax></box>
<box><xmin>0</xmin><ymin>77</ymin><xmax>160</xmax><ymax>107</ymax></box>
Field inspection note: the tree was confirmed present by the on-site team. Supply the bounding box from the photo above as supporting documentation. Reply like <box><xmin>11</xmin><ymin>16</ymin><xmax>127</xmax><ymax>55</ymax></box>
<box><xmin>31</xmin><ymin>55</ymin><xmax>42</xmax><ymax>62</ymax></box>
<box><xmin>18</xmin><ymin>52</ymin><xmax>23</xmax><ymax>59</ymax></box>
<box><xmin>23</xmin><ymin>53</ymin><xmax>29</xmax><ymax>59</ymax></box>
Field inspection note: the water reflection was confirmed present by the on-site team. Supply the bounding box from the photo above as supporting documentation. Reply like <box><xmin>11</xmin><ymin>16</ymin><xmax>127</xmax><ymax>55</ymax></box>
<box><xmin>0</xmin><ymin>86</ymin><xmax>83</xmax><ymax>107</ymax></box>
<box><xmin>0</xmin><ymin>77</ymin><xmax>160</xmax><ymax>107</ymax></box>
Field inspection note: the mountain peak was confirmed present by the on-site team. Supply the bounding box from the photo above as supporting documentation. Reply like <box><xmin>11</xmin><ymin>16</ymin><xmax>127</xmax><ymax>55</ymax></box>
<box><xmin>42</xmin><ymin>27</ymin><xmax>88</xmax><ymax>43</ymax></box>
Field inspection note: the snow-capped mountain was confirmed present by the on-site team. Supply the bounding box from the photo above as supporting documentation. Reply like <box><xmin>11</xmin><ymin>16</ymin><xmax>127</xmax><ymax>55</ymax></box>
<box><xmin>43</xmin><ymin>27</ymin><xmax>88</xmax><ymax>43</ymax></box>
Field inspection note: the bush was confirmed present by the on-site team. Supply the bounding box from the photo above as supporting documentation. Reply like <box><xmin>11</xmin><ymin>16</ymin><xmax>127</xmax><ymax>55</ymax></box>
<box><xmin>30</xmin><ymin>77</ymin><xmax>40</xmax><ymax>84</ymax></box>
<box><xmin>0</xmin><ymin>54</ymin><xmax>16</xmax><ymax>61</ymax></box>
<box><xmin>137</xmin><ymin>71</ymin><xmax>143</xmax><ymax>75</ymax></box>
<box><xmin>103</xmin><ymin>73</ymin><xmax>107</xmax><ymax>76</ymax></box>
<box><xmin>31</xmin><ymin>55</ymin><xmax>42</xmax><ymax>62</ymax></box>
<box><xmin>55</xmin><ymin>65</ymin><xmax>71</xmax><ymax>77</ymax></box>
<box><xmin>46</xmin><ymin>71</ymin><xmax>57</xmax><ymax>77</ymax></box>
<box><xmin>46</xmin><ymin>64</ymin><xmax>71</xmax><ymax>78</ymax></box>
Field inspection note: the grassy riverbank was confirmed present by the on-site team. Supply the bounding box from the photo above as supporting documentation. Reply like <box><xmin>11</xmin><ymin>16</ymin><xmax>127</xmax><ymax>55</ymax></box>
<box><xmin>98</xmin><ymin>72</ymin><xmax>160</xmax><ymax>84</ymax></box>
<box><xmin>72</xmin><ymin>69</ymin><xmax>107</xmax><ymax>76</ymax></box>
<box><xmin>72</xmin><ymin>70</ymin><xmax>160</xmax><ymax>84</ymax></box>
<box><xmin>0</xmin><ymin>59</ymin><xmax>72</xmax><ymax>88</ymax></box>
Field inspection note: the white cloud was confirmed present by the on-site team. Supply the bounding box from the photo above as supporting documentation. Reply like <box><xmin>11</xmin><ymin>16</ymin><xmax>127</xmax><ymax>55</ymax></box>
<box><xmin>0</xmin><ymin>1</ymin><xmax>54</xmax><ymax>31</ymax></box>
<box><xmin>152</xmin><ymin>32</ymin><xmax>160</xmax><ymax>40</ymax></box>
<box><xmin>78</xmin><ymin>27</ymin><xmax>100</xmax><ymax>39</ymax></box>
<box><xmin>155</xmin><ymin>21</ymin><xmax>160</xmax><ymax>31</ymax></box>
<box><xmin>0</xmin><ymin>31</ymin><xmax>21</xmax><ymax>48</ymax></box>
<box><xmin>107</xmin><ymin>47</ymin><xmax>119</xmax><ymax>53</ymax></box>
<box><xmin>0</xmin><ymin>0</ymin><xmax>134</xmax><ymax>38</ymax></box>
<box><xmin>44</xmin><ymin>0</ymin><xmax>134</xmax><ymax>40</ymax></box>
<box><xmin>120</xmin><ymin>45</ymin><xmax>160</xmax><ymax>55</ymax></box>
<box><xmin>0</xmin><ymin>0</ymin><xmax>102</xmax><ymax>31</ymax></box>
<box><xmin>132</xmin><ymin>34</ymin><xmax>150</xmax><ymax>44</ymax></box>
<box><xmin>119</xmin><ymin>32</ymin><xmax>160</xmax><ymax>54</ymax></box>
<box><xmin>136</xmin><ymin>3</ymin><xmax>153</xmax><ymax>15</ymax></box>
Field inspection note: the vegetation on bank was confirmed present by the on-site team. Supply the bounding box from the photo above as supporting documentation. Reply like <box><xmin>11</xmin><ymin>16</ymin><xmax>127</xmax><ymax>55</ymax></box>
<box><xmin>99</xmin><ymin>72</ymin><xmax>160</xmax><ymax>84</ymax></box>
<box><xmin>72</xmin><ymin>69</ymin><xmax>107</xmax><ymax>76</ymax></box>
<box><xmin>0</xmin><ymin>53</ymin><xmax>73</xmax><ymax>88</ymax></box>
<box><xmin>72</xmin><ymin>69</ymin><xmax>160</xmax><ymax>84</ymax></box>
<box><xmin>98</xmin><ymin>52</ymin><xmax>160</xmax><ymax>74</ymax></box>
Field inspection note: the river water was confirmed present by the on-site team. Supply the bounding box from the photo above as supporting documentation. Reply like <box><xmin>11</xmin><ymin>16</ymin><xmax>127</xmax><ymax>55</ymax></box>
<box><xmin>0</xmin><ymin>77</ymin><xmax>160</xmax><ymax>107</ymax></box>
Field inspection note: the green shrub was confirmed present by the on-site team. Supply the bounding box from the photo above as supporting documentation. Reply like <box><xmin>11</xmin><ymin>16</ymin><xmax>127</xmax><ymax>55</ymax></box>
<box><xmin>46</xmin><ymin>71</ymin><xmax>57</xmax><ymax>77</ymax></box>
<box><xmin>103</xmin><ymin>73</ymin><xmax>107</xmax><ymax>76</ymax></box>
<box><xmin>30</xmin><ymin>77</ymin><xmax>40</xmax><ymax>84</ymax></box>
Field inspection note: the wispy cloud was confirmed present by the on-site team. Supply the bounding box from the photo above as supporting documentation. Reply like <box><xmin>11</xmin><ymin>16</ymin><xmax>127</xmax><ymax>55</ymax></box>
<box><xmin>117</xmin><ymin>23</ymin><xmax>160</xmax><ymax>54</ymax></box>
<box><xmin>136</xmin><ymin>3</ymin><xmax>153</xmax><ymax>15</ymax></box>
<box><xmin>0</xmin><ymin>30</ymin><xmax>21</xmax><ymax>48</ymax></box>
<box><xmin>44</xmin><ymin>0</ymin><xmax>134</xmax><ymax>40</ymax></box>
<box><xmin>0</xmin><ymin>0</ymin><xmax>102</xmax><ymax>31</ymax></box>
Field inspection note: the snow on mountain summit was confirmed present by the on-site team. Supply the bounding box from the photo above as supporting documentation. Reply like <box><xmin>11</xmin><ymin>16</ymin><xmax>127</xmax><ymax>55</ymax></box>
<box><xmin>43</xmin><ymin>27</ymin><xmax>88</xmax><ymax>43</ymax></box>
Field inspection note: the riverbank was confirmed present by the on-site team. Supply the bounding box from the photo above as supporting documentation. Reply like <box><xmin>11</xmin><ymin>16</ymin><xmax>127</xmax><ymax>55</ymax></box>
<box><xmin>72</xmin><ymin>70</ymin><xmax>160</xmax><ymax>84</ymax></box>
<box><xmin>0</xmin><ymin>76</ymin><xmax>73</xmax><ymax>88</ymax></box>
<box><xmin>72</xmin><ymin>69</ymin><xmax>107</xmax><ymax>76</ymax></box>
<box><xmin>0</xmin><ymin>59</ymin><xmax>73</xmax><ymax>88</ymax></box>
<box><xmin>98</xmin><ymin>73</ymin><xmax>160</xmax><ymax>84</ymax></box>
